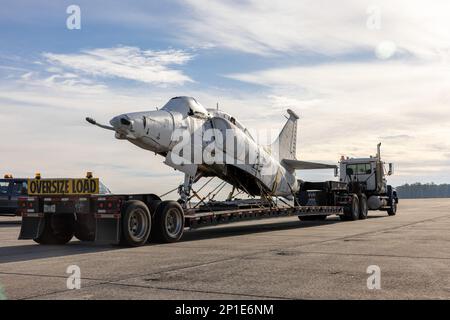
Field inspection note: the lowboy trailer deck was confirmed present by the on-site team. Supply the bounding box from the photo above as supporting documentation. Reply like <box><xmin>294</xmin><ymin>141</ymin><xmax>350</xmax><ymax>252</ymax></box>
<box><xmin>17</xmin><ymin>178</ymin><xmax>368</xmax><ymax>247</ymax></box>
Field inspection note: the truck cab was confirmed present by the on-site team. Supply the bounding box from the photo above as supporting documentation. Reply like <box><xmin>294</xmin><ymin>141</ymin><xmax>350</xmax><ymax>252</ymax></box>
<box><xmin>0</xmin><ymin>175</ymin><xmax>28</xmax><ymax>216</ymax></box>
<box><xmin>338</xmin><ymin>144</ymin><xmax>398</xmax><ymax>215</ymax></box>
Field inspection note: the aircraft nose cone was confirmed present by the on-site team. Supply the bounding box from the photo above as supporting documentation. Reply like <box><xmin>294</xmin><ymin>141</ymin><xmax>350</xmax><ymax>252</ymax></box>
<box><xmin>109</xmin><ymin>116</ymin><xmax>120</xmax><ymax>129</ymax></box>
<box><xmin>110</xmin><ymin>115</ymin><xmax>132</xmax><ymax>130</ymax></box>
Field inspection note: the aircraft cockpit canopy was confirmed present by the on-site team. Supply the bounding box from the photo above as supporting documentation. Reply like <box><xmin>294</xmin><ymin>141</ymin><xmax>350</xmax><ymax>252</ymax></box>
<box><xmin>162</xmin><ymin>96</ymin><xmax>209</xmax><ymax>118</ymax></box>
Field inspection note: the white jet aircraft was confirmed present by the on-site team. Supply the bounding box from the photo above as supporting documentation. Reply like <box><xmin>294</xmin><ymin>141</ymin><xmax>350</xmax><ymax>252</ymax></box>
<box><xmin>87</xmin><ymin>96</ymin><xmax>335</xmax><ymax>203</ymax></box>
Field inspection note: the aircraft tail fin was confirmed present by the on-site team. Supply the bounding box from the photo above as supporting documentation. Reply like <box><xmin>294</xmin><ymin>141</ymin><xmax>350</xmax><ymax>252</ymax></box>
<box><xmin>270</xmin><ymin>109</ymin><xmax>299</xmax><ymax>161</ymax></box>
<box><xmin>269</xmin><ymin>110</ymin><xmax>337</xmax><ymax>173</ymax></box>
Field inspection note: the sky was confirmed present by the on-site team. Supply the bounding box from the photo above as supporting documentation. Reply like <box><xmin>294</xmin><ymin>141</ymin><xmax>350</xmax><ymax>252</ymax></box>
<box><xmin>1</xmin><ymin>0</ymin><xmax>450</xmax><ymax>197</ymax></box>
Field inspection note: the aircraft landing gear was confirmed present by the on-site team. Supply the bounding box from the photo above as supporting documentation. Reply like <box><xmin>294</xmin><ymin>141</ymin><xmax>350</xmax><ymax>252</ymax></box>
<box><xmin>178</xmin><ymin>174</ymin><xmax>194</xmax><ymax>208</ymax></box>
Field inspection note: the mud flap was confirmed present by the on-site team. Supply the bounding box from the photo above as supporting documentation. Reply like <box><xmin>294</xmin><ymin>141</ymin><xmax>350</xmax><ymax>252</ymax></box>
<box><xmin>19</xmin><ymin>216</ymin><xmax>45</xmax><ymax>240</ymax></box>
<box><xmin>95</xmin><ymin>217</ymin><xmax>121</xmax><ymax>244</ymax></box>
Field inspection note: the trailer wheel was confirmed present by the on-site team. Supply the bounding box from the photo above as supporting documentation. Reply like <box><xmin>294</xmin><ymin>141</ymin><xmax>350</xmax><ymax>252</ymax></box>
<box><xmin>341</xmin><ymin>194</ymin><xmax>359</xmax><ymax>221</ymax></box>
<box><xmin>387</xmin><ymin>200</ymin><xmax>397</xmax><ymax>216</ymax></box>
<box><xmin>33</xmin><ymin>214</ymin><xmax>74</xmax><ymax>245</ymax></box>
<box><xmin>120</xmin><ymin>200</ymin><xmax>151</xmax><ymax>247</ymax></box>
<box><xmin>359</xmin><ymin>194</ymin><xmax>368</xmax><ymax>220</ymax></box>
<box><xmin>152</xmin><ymin>201</ymin><xmax>184</xmax><ymax>243</ymax></box>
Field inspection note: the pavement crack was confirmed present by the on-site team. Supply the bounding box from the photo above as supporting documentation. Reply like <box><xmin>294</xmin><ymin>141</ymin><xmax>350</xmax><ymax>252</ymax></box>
<box><xmin>107</xmin><ymin>282</ymin><xmax>292</xmax><ymax>300</ymax></box>
<box><xmin>291</xmin><ymin>251</ymin><xmax>450</xmax><ymax>260</ymax></box>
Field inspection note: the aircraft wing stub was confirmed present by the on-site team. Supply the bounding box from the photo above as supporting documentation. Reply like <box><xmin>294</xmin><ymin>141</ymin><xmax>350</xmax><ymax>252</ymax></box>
<box><xmin>282</xmin><ymin>159</ymin><xmax>337</xmax><ymax>170</ymax></box>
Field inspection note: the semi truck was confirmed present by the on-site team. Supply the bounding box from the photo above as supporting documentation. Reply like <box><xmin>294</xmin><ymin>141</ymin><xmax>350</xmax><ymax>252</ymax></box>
<box><xmin>338</xmin><ymin>143</ymin><xmax>398</xmax><ymax>217</ymax></box>
<box><xmin>17</xmin><ymin>145</ymin><xmax>398</xmax><ymax>247</ymax></box>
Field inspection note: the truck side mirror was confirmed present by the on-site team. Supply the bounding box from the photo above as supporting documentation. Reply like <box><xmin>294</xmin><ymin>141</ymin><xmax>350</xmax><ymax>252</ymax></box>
<box><xmin>334</xmin><ymin>167</ymin><xmax>339</xmax><ymax>177</ymax></box>
<box><xmin>388</xmin><ymin>163</ymin><xmax>394</xmax><ymax>175</ymax></box>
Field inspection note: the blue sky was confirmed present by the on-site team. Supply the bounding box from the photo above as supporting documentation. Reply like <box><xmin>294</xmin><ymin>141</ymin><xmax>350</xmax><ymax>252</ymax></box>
<box><xmin>1</xmin><ymin>0</ymin><xmax>450</xmax><ymax>195</ymax></box>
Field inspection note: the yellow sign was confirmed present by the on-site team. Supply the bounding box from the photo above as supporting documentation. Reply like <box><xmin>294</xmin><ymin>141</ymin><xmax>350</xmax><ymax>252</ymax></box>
<box><xmin>27</xmin><ymin>178</ymin><xmax>99</xmax><ymax>195</ymax></box>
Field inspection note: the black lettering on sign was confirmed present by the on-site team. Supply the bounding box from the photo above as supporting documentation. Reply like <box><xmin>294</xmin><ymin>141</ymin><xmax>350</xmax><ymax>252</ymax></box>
<box><xmin>83</xmin><ymin>179</ymin><xmax>90</xmax><ymax>193</ymax></box>
<box><xmin>51</xmin><ymin>180</ymin><xmax>58</xmax><ymax>194</ymax></box>
<box><xmin>55</xmin><ymin>180</ymin><xmax>61</xmax><ymax>193</ymax></box>
<box><xmin>27</xmin><ymin>179</ymin><xmax>98</xmax><ymax>195</ymax></box>
<box><xmin>90</xmin><ymin>179</ymin><xmax>97</xmax><ymax>193</ymax></box>
<box><xmin>43</xmin><ymin>180</ymin><xmax>49</xmax><ymax>194</ymax></box>
<box><xmin>76</xmin><ymin>180</ymin><xmax>83</xmax><ymax>193</ymax></box>
<box><xmin>29</xmin><ymin>180</ymin><xmax>36</xmax><ymax>194</ymax></box>
<box><xmin>36</xmin><ymin>180</ymin><xmax>42</xmax><ymax>194</ymax></box>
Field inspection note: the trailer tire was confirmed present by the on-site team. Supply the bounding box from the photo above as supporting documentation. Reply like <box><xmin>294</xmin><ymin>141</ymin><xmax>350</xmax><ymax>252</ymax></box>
<box><xmin>33</xmin><ymin>214</ymin><xmax>74</xmax><ymax>245</ymax></box>
<box><xmin>359</xmin><ymin>194</ymin><xmax>368</xmax><ymax>220</ymax></box>
<box><xmin>152</xmin><ymin>201</ymin><xmax>184</xmax><ymax>243</ymax></box>
<box><xmin>387</xmin><ymin>200</ymin><xmax>397</xmax><ymax>216</ymax></box>
<box><xmin>120</xmin><ymin>200</ymin><xmax>151</xmax><ymax>247</ymax></box>
<box><xmin>341</xmin><ymin>194</ymin><xmax>359</xmax><ymax>221</ymax></box>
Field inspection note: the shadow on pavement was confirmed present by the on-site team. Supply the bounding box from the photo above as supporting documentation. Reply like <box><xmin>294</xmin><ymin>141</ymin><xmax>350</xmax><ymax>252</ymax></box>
<box><xmin>0</xmin><ymin>215</ymin><xmax>391</xmax><ymax>263</ymax></box>
<box><xmin>178</xmin><ymin>216</ymin><xmax>343</xmax><ymax>243</ymax></box>
<box><xmin>176</xmin><ymin>214</ymin><xmax>389</xmax><ymax>243</ymax></box>
<box><xmin>0</xmin><ymin>222</ymin><xmax>21</xmax><ymax>228</ymax></box>
<box><xmin>0</xmin><ymin>241</ymin><xmax>120</xmax><ymax>264</ymax></box>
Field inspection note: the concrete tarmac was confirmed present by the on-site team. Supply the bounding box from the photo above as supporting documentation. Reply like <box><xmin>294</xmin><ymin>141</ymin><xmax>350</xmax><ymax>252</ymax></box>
<box><xmin>0</xmin><ymin>199</ymin><xmax>449</xmax><ymax>300</ymax></box>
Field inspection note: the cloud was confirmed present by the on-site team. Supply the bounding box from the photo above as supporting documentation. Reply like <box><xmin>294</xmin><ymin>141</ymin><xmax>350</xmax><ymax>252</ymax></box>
<box><xmin>43</xmin><ymin>46</ymin><xmax>194</xmax><ymax>86</ymax></box>
<box><xmin>16</xmin><ymin>71</ymin><xmax>108</xmax><ymax>95</ymax></box>
<box><xmin>179</xmin><ymin>0</ymin><xmax>450</xmax><ymax>59</ymax></box>
<box><xmin>379</xmin><ymin>135</ymin><xmax>413</xmax><ymax>141</ymax></box>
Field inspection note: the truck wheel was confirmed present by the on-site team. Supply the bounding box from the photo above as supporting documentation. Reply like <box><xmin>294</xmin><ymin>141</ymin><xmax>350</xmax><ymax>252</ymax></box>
<box><xmin>33</xmin><ymin>214</ymin><xmax>74</xmax><ymax>245</ymax></box>
<box><xmin>152</xmin><ymin>201</ymin><xmax>184</xmax><ymax>243</ymax></box>
<box><xmin>359</xmin><ymin>194</ymin><xmax>368</xmax><ymax>220</ymax></box>
<box><xmin>387</xmin><ymin>200</ymin><xmax>397</xmax><ymax>216</ymax></box>
<box><xmin>120</xmin><ymin>200</ymin><xmax>151</xmax><ymax>247</ymax></box>
<box><xmin>341</xmin><ymin>194</ymin><xmax>359</xmax><ymax>221</ymax></box>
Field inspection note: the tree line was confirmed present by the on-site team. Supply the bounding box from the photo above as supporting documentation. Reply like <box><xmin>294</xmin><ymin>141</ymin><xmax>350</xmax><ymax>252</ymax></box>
<box><xmin>395</xmin><ymin>183</ymin><xmax>450</xmax><ymax>199</ymax></box>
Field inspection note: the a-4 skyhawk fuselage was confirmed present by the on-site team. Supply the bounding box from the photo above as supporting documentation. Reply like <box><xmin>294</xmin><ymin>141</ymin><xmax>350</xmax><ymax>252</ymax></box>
<box><xmin>87</xmin><ymin>96</ymin><xmax>335</xmax><ymax>200</ymax></box>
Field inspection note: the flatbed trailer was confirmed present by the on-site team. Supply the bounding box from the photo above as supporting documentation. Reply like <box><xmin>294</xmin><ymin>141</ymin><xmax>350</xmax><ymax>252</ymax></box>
<box><xmin>17</xmin><ymin>179</ymin><xmax>364</xmax><ymax>247</ymax></box>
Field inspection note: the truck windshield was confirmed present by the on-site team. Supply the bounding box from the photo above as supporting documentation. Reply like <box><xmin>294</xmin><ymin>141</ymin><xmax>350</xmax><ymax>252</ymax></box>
<box><xmin>347</xmin><ymin>163</ymin><xmax>371</xmax><ymax>175</ymax></box>
<box><xmin>0</xmin><ymin>181</ymin><xmax>9</xmax><ymax>195</ymax></box>
<box><xmin>11</xmin><ymin>181</ymin><xmax>27</xmax><ymax>196</ymax></box>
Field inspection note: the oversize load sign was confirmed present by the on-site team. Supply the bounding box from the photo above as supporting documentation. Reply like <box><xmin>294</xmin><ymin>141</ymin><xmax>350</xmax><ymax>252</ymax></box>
<box><xmin>27</xmin><ymin>178</ymin><xmax>99</xmax><ymax>195</ymax></box>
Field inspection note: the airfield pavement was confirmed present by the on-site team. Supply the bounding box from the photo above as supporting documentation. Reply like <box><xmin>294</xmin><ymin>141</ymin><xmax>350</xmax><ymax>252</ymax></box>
<box><xmin>0</xmin><ymin>199</ymin><xmax>449</xmax><ymax>300</ymax></box>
